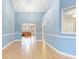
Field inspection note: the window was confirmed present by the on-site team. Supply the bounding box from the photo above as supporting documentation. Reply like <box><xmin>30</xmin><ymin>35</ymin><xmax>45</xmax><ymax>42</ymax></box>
<box><xmin>61</xmin><ymin>7</ymin><xmax>76</xmax><ymax>34</ymax></box>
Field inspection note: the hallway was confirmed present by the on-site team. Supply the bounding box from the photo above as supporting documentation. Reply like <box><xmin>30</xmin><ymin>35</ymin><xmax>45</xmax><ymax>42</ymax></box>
<box><xmin>2</xmin><ymin>0</ymin><xmax>76</xmax><ymax>59</ymax></box>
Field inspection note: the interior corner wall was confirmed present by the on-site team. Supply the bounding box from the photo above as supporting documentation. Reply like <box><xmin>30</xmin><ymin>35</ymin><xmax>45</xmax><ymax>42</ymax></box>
<box><xmin>15</xmin><ymin>12</ymin><xmax>45</xmax><ymax>40</ymax></box>
<box><xmin>44</xmin><ymin>0</ymin><xmax>76</xmax><ymax>56</ymax></box>
<box><xmin>2</xmin><ymin>0</ymin><xmax>15</xmax><ymax>48</ymax></box>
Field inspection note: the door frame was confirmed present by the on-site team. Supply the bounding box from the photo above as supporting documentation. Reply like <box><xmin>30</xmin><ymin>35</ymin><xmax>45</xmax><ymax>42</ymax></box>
<box><xmin>42</xmin><ymin>20</ymin><xmax>46</xmax><ymax>41</ymax></box>
<box><xmin>22</xmin><ymin>23</ymin><xmax>36</xmax><ymax>41</ymax></box>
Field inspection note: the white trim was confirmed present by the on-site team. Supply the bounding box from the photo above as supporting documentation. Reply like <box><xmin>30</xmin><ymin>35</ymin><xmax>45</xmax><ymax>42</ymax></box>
<box><xmin>62</xmin><ymin>5</ymin><xmax>76</xmax><ymax>10</ymax></box>
<box><xmin>42</xmin><ymin>19</ymin><xmax>46</xmax><ymax>41</ymax></box>
<box><xmin>14</xmin><ymin>33</ymin><xmax>42</xmax><ymax>35</ymax></box>
<box><xmin>22</xmin><ymin>23</ymin><xmax>36</xmax><ymax>41</ymax></box>
<box><xmin>2</xmin><ymin>33</ymin><xmax>16</xmax><ymax>37</ymax></box>
<box><xmin>15</xmin><ymin>33</ymin><xmax>21</xmax><ymax>35</ymax></box>
<box><xmin>22</xmin><ymin>23</ymin><xmax>36</xmax><ymax>26</ymax></box>
<box><xmin>45</xmin><ymin>42</ymin><xmax>76</xmax><ymax>58</ymax></box>
<box><xmin>46</xmin><ymin>33</ymin><xmax>76</xmax><ymax>39</ymax></box>
<box><xmin>36</xmin><ymin>33</ymin><xmax>42</xmax><ymax>35</ymax></box>
<box><xmin>14</xmin><ymin>40</ymin><xmax>21</xmax><ymax>41</ymax></box>
<box><xmin>14</xmin><ymin>39</ymin><xmax>43</xmax><ymax>42</ymax></box>
<box><xmin>36</xmin><ymin>40</ymin><xmax>43</xmax><ymax>41</ymax></box>
<box><xmin>2</xmin><ymin>40</ymin><xmax>16</xmax><ymax>50</ymax></box>
<box><xmin>61</xmin><ymin>6</ymin><xmax>76</xmax><ymax>35</ymax></box>
<box><xmin>62</xmin><ymin>32</ymin><xmax>76</xmax><ymax>34</ymax></box>
<box><xmin>2</xmin><ymin>32</ymin><xmax>42</xmax><ymax>36</ymax></box>
<box><xmin>14</xmin><ymin>33</ymin><xmax>75</xmax><ymax>39</ymax></box>
<box><xmin>2</xmin><ymin>39</ymin><xmax>43</xmax><ymax>50</ymax></box>
<box><xmin>2</xmin><ymin>40</ymin><xmax>75</xmax><ymax>58</ymax></box>
<box><xmin>2</xmin><ymin>32</ymin><xmax>42</xmax><ymax>37</ymax></box>
<box><xmin>15</xmin><ymin>10</ymin><xmax>45</xmax><ymax>13</ymax></box>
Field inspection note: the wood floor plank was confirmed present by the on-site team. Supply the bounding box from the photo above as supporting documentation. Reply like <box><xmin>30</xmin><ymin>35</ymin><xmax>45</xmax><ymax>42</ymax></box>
<box><xmin>2</xmin><ymin>41</ymin><xmax>75</xmax><ymax>59</ymax></box>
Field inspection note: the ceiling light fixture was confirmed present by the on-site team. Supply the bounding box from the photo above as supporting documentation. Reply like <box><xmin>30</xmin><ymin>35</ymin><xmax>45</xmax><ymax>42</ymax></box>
<box><xmin>27</xmin><ymin>0</ymin><xmax>31</xmax><ymax>13</ymax></box>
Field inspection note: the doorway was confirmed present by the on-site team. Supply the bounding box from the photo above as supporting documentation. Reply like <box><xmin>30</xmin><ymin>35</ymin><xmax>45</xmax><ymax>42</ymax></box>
<box><xmin>22</xmin><ymin>23</ymin><xmax>36</xmax><ymax>46</ymax></box>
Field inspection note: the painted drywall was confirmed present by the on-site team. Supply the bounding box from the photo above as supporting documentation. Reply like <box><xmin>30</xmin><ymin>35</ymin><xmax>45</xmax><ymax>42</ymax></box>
<box><xmin>46</xmin><ymin>34</ymin><xmax>76</xmax><ymax>55</ymax></box>
<box><xmin>44</xmin><ymin>0</ymin><xmax>60</xmax><ymax>34</ymax></box>
<box><xmin>15</xmin><ymin>12</ymin><xmax>45</xmax><ymax>40</ymax></box>
<box><xmin>60</xmin><ymin>0</ymin><xmax>76</xmax><ymax>36</ymax></box>
<box><xmin>44</xmin><ymin>0</ymin><xmax>76</xmax><ymax>56</ymax></box>
<box><xmin>2</xmin><ymin>0</ymin><xmax>15</xmax><ymax>47</ymax></box>
<box><xmin>60</xmin><ymin>0</ymin><xmax>76</xmax><ymax>9</ymax></box>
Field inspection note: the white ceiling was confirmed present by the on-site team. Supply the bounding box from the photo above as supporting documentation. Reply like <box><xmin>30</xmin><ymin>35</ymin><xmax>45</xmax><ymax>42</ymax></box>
<box><xmin>11</xmin><ymin>0</ymin><xmax>53</xmax><ymax>12</ymax></box>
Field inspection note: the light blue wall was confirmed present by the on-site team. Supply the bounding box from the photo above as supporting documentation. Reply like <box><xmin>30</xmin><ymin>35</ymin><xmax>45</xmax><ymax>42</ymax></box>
<box><xmin>46</xmin><ymin>35</ymin><xmax>76</xmax><ymax>55</ymax></box>
<box><xmin>60</xmin><ymin>0</ymin><xmax>76</xmax><ymax>37</ymax></box>
<box><xmin>2</xmin><ymin>0</ymin><xmax>76</xmax><ymax>55</ymax></box>
<box><xmin>2</xmin><ymin>0</ymin><xmax>15</xmax><ymax>47</ymax></box>
<box><xmin>44</xmin><ymin>0</ymin><xmax>60</xmax><ymax>34</ymax></box>
<box><xmin>60</xmin><ymin>0</ymin><xmax>76</xmax><ymax>9</ymax></box>
<box><xmin>44</xmin><ymin>0</ymin><xmax>76</xmax><ymax>56</ymax></box>
<box><xmin>15</xmin><ymin>12</ymin><xmax>45</xmax><ymax>40</ymax></box>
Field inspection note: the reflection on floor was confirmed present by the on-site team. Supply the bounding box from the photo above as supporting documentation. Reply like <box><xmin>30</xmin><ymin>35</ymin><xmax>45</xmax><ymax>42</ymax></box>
<box><xmin>3</xmin><ymin>38</ymin><xmax>75</xmax><ymax>59</ymax></box>
<box><xmin>22</xmin><ymin>36</ymin><xmax>35</xmax><ymax>52</ymax></box>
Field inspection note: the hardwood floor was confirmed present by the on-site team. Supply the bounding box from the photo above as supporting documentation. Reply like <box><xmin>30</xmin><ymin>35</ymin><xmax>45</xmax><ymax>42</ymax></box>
<box><xmin>2</xmin><ymin>41</ymin><xmax>75</xmax><ymax>59</ymax></box>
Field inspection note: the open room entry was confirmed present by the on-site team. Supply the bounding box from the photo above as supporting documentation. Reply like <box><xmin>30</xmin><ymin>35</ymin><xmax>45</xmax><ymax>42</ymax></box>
<box><xmin>22</xmin><ymin>23</ymin><xmax>36</xmax><ymax>46</ymax></box>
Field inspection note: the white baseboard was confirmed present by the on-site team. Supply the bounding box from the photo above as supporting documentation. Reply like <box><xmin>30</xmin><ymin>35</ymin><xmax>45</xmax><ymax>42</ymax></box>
<box><xmin>14</xmin><ymin>39</ymin><xmax>43</xmax><ymax>42</ymax></box>
<box><xmin>3</xmin><ymin>39</ymin><xmax>75</xmax><ymax>59</ymax></box>
<box><xmin>15</xmin><ymin>39</ymin><xmax>74</xmax><ymax>58</ymax></box>
<box><xmin>2</xmin><ymin>40</ymin><xmax>21</xmax><ymax>50</ymax></box>
<box><xmin>36</xmin><ymin>40</ymin><xmax>43</xmax><ymax>41</ymax></box>
<box><xmin>14</xmin><ymin>40</ymin><xmax>21</xmax><ymax>41</ymax></box>
<box><xmin>45</xmin><ymin>42</ymin><xmax>76</xmax><ymax>58</ymax></box>
<box><xmin>2</xmin><ymin>39</ymin><xmax>43</xmax><ymax>50</ymax></box>
<box><xmin>2</xmin><ymin>40</ymin><xmax>16</xmax><ymax>50</ymax></box>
